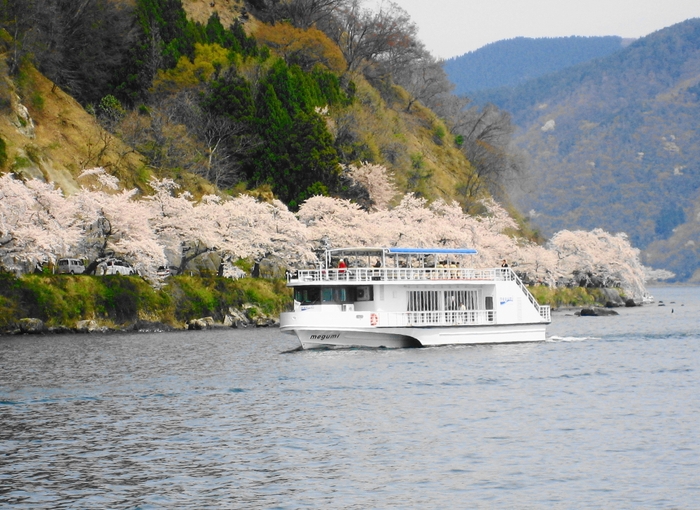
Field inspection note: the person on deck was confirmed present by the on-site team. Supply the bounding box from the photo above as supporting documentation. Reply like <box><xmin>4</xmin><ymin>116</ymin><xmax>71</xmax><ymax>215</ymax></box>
<box><xmin>338</xmin><ymin>258</ymin><xmax>347</xmax><ymax>273</ymax></box>
<box><xmin>501</xmin><ymin>259</ymin><xmax>509</xmax><ymax>268</ymax></box>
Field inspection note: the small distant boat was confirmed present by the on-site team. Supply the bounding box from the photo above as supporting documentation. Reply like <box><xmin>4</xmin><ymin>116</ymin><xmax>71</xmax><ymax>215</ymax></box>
<box><xmin>280</xmin><ymin>247</ymin><xmax>551</xmax><ymax>349</ymax></box>
<box><xmin>642</xmin><ymin>292</ymin><xmax>655</xmax><ymax>304</ymax></box>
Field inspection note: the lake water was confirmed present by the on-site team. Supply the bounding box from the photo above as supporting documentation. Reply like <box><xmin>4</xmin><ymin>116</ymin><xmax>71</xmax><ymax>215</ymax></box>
<box><xmin>1</xmin><ymin>286</ymin><xmax>698</xmax><ymax>509</ymax></box>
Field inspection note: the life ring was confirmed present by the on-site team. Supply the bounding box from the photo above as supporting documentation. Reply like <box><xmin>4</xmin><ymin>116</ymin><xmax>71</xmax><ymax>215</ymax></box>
<box><xmin>370</xmin><ymin>313</ymin><xmax>378</xmax><ymax>326</ymax></box>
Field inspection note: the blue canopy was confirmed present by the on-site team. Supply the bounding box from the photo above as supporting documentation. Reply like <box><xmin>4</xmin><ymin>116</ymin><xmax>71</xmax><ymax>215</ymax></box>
<box><xmin>387</xmin><ymin>247</ymin><xmax>478</xmax><ymax>255</ymax></box>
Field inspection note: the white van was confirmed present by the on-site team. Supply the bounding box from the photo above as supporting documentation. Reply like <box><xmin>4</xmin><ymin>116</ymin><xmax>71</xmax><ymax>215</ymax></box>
<box><xmin>96</xmin><ymin>258</ymin><xmax>137</xmax><ymax>276</ymax></box>
<box><xmin>57</xmin><ymin>258</ymin><xmax>86</xmax><ymax>274</ymax></box>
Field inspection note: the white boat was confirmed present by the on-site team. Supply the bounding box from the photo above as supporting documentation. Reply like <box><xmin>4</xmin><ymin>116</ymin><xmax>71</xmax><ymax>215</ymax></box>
<box><xmin>280</xmin><ymin>247</ymin><xmax>551</xmax><ymax>349</ymax></box>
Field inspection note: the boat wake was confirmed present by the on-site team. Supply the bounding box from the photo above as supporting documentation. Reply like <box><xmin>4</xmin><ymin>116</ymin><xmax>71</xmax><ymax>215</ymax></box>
<box><xmin>547</xmin><ymin>335</ymin><xmax>600</xmax><ymax>343</ymax></box>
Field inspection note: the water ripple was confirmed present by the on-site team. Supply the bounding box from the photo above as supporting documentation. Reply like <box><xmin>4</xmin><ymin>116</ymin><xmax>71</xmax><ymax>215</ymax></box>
<box><xmin>1</xmin><ymin>286</ymin><xmax>699</xmax><ymax>508</ymax></box>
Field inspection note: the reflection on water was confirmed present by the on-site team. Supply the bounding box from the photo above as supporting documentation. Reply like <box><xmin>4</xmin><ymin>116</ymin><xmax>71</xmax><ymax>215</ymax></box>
<box><xmin>1</xmin><ymin>286</ymin><xmax>699</xmax><ymax>508</ymax></box>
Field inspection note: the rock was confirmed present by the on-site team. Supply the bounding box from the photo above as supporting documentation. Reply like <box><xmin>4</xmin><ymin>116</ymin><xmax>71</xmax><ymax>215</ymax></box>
<box><xmin>75</xmin><ymin>320</ymin><xmax>107</xmax><ymax>333</ymax></box>
<box><xmin>187</xmin><ymin>317</ymin><xmax>218</xmax><ymax>330</ymax></box>
<box><xmin>257</xmin><ymin>255</ymin><xmax>288</xmax><ymax>279</ymax></box>
<box><xmin>224</xmin><ymin>307</ymin><xmax>251</xmax><ymax>328</ymax></box>
<box><xmin>18</xmin><ymin>318</ymin><xmax>45</xmax><ymax>334</ymax></box>
<box><xmin>578</xmin><ymin>307</ymin><xmax>619</xmax><ymax>316</ymax></box>
<box><xmin>188</xmin><ymin>318</ymin><xmax>207</xmax><ymax>330</ymax></box>
<box><xmin>601</xmin><ymin>288</ymin><xmax>625</xmax><ymax>307</ymax></box>
<box><xmin>624</xmin><ymin>299</ymin><xmax>637</xmax><ymax>307</ymax></box>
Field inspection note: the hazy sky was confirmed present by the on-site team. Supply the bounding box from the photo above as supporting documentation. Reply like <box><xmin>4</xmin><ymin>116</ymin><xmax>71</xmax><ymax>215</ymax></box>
<box><xmin>387</xmin><ymin>0</ymin><xmax>700</xmax><ymax>59</ymax></box>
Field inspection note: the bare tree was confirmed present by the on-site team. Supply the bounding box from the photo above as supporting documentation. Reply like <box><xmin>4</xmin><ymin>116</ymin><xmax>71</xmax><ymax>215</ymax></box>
<box><xmin>393</xmin><ymin>51</ymin><xmax>453</xmax><ymax>112</ymax></box>
<box><xmin>121</xmin><ymin>89</ymin><xmax>258</xmax><ymax>189</ymax></box>
<box><xmin>0</xmin><ymin>0</ymin><xmax>136</xmax><ymax>103</ymax></box>
<box><xmin>456</xmin><ymin>104</ymin><xmax>523</xmax><ymax>198</ymax></box>
<box><xmin>322</xmin><ymin>0</ymin><xmax>419</xmax><ymax>73</ymax></box>
<box><xmin>0</xmin><ymin>0</ymin><xmax>49</xmax><ymax>74</ymax></box>
<box><xmin>278</xmin><ymin>0</ymin><xmax>349</xmax><ymax>29</ymax></box>
<box><xmin>426</xmin><ymin>92</ymin><xmax>472</xmax><ymax>134</ymax></box>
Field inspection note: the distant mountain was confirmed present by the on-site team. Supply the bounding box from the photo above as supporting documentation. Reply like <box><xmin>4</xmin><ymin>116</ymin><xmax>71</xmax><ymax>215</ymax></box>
<box><xmin>457</xmin><ymin>19</ymin><xmax>700</xmax><ymax>281</ymax></box>
<box><xmin>443</xmin><ymin>36</ymin><xmax>627</xmax><ymax>95</ymax></box>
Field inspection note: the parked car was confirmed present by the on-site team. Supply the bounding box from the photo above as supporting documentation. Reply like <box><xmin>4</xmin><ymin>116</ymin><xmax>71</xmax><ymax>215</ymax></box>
<box><xmin>157</xmin><ymin>266</ymin><xmax>178</xmax><ymax>277</ymax></box>
<box><xmin>56</xmin><ymin>258</ymin><xmax>86</xmax><ymax>275</ymax></box>
<box><xmin>96</xmin><ymin>258</ymin><xmax>137</xmax><ymax>276</ymax></box>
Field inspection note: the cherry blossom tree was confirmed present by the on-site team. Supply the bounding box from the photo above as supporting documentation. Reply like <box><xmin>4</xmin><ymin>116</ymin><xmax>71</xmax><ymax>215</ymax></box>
<box><xmin>547</xmin><ymin>229</ymin><xmax>647</xmax><ymax>299</ymax></box>
<box><xmin>297</xmin><ymin>195</ymin><xmax>375</xmax><ymax>249</ymax></box>
<box><xmin>345</xmin><ymin>162</ymin><xmax>398</xmax><ymax>211</ymax></box>
<box><xmin>205</xmin><ymin>194</ymin><xmax>315</xmax><ymax>265</ymax></box>
<box><xmin>1</xmin><ymin>166</ymin><xmax>649</xmax><ymax>297</ymax></box>
<box><xmin>143</xmin><ymin>178</ymin><xmax>218</xmax><ymax>275</ymax></box>
<box><xmin>515</xmin><ymin>243</ymin><xmax>559</xmax><ymax>286</ymax></box>
<box><xmin>0</xmin><ymin>174</ymin><xmax>81</xmax><ymax>273</ymax></box>
<box><xmin>72</xmin><ymin>169</ymin><xmax>166</xmax><ymax>278</ymax></box>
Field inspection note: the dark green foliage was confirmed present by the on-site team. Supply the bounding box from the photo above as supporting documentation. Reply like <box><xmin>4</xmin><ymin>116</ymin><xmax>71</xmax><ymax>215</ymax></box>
<box><xmin>205</xmin><ymin>15</ymin><xmax>258</xmax><ymax>57</ymax></box>
<box><xmin>113</xmin><ymin>0</ymin><xmax>259</xmax><ymax>105</ymax></box>
<box><xmin>203</xmin><ymin>68</ymin><xmax>256</xmax><ymax>122</ymax></box>
<box><xmin>241</xmin><ymin>59</ymin><xmax>345</xmax><ymax>207</ymax></box>
<box><xmin>0</xmin><ymin>135</ymin><xmax>7</xmax><ymax>168</ymax></box>
<box><xmin>114</xmin><ymin>0</ymin><xmax>198</xmax><ymax>103</ymax></box>
<box><xmin>137</xmin><ymin>0</ymin><xmax>195</xmax><ymax>68</ymax></box>
<box><xmin>284</xmin><ymin>110</ymin><xmax>340</xmax><ymax>207</ymax></box>
<box><xmin>230</xmin><ymin>20</ymin><xmax>259</xmax><ymax>57</ymax></box>
<box><xmin>205</xmin><ymin>12</ymin><xmax>230</xmax><ymax>49</ymax></box>
<box><xmin>250</xmin><ymin>79</ymin><xmax>340</xmax><ymax>208</ymax></box>
<box><xmin>98</xmin><ymin>277</ymin><xmax>144</xmax><ymax>323</ymax></box>
<box><xmin>260</xmin><ymin>60</ymin><xmax>349</xmax><ymax>117</ymax></box>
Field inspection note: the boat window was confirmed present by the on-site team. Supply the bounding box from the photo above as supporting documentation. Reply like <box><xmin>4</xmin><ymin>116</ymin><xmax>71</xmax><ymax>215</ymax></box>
<box><xmin>445</xmin><ymin>290</ymin><xmax>478</xmax><ymax>310</ymax></box>
<box><xmin>322</xmin><ymin>287</ymin><xmax>355</xmax><ymax>303</ymax></box>
<box><xmin>407</xmin><ymin>290</ymin><xmax>440</xmax><ymax>311</ymax></box>
<box><xmin>408</xmin><ymin>290</ymin><xmax>479</xmax><ymax>311</ymax></box>
<box><xmin>294</xmin><ymin>287</ymin><xmax>321</xmax><ymax>304</ymax></box>
<box><xmin>297</xmin><ymin>286</ymin><xmax>366</xmax><ymax>304</ymax></box>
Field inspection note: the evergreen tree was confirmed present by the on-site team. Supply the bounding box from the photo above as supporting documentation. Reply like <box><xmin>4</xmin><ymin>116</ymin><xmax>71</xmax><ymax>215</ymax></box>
<box><xmin>250</xmin><ymin>82</ymin><xmax>340</xmax><ymax>208</ymax></box>
<box><xmin>114</xmin><ymin>0</ymin><xmax>200</xmax><ymax>104</ymax></box>
<box><xmin>202</xmin><ymin>68</ymin><xmax>256</xmax><ymax>123</ymax></box>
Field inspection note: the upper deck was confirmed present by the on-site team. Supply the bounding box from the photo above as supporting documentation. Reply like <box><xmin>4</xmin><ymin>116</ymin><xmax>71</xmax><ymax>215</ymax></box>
<box><xmin>289</xmin><ymin>266</ymin><xmax>513</xmax><ymax>284</ymax></box>
<box><xmin>287</xmin><ymin>247</ymin><xmax>551</xmax><ymax>322</ymax></box>
<box><xmin>289</xmin><ymin>246</ymin><xmax>502</xmax><ymax>285</ymax></box>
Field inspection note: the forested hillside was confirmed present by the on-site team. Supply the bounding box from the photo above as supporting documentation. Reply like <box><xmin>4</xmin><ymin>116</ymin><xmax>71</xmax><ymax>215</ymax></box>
<box><xmin>0</xmin><ymin>0</ymin><xmax>512</xmax><ymax>211</ymax></box>
<box><xmin>444</xmin><ymin>36</ymin><xmax>626</xmax><ymax>96</ymax></box>
<box><xmin>0</xmin><ymin>0</ymin><xmax>650</xmax><ymax>298</ymax></box>
<box><xmin>451</xmin><ymin>19</ymin><xmax>700</xmax><ymax>281</ymax></box>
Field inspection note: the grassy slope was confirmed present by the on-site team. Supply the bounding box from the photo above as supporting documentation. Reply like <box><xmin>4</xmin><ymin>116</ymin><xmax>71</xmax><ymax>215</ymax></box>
<box><xmin>0</xmin><ymin>272</ymin><xmax>291</xmax><ymax>331</ymax></box>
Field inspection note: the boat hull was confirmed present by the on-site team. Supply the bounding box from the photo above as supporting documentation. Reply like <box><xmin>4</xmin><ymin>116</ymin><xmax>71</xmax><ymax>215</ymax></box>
<box><xmin>282</xmin><ymin>322</ymin><xmax>547</xmax><ymax>349</ymax></box>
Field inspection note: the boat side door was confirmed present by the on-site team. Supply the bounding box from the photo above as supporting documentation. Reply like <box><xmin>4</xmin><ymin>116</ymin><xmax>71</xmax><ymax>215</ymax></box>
<box><xmin>485</xmin><ymin>296</ymin><xmax>494</xmax><ymax>322</ymax></box>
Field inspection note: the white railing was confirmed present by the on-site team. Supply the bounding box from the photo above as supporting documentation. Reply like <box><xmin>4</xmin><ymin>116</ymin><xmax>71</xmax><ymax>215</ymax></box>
<box><xmin>504</xmin><ymin>267</ymin><xmax>551</xmax><ymax>322</ymax></box>
<box><xmin>380</xmin><ymin>309</ymin><xmax>496</xmax><ymax>327</ymax></box>
<box><xmin>289</xmin><ymin>266</ymin><xmax>551</xmax><ymax>323</ymax></box>
<box><xmin>291</xmin><ymin>267</ymin><xmax>513</xmax><ymax>283</ymax></box>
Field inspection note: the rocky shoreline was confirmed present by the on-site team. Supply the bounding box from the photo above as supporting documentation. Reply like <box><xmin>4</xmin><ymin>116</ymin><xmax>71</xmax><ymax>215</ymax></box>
<box><xmin>1</xmin><ymin>305</ymin><xmax>280</xmax><ymax>337</ymax></box>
